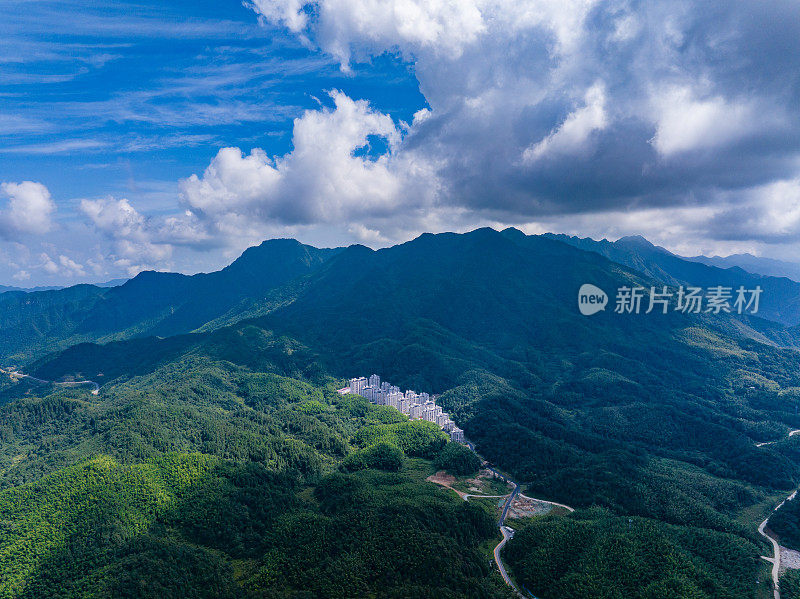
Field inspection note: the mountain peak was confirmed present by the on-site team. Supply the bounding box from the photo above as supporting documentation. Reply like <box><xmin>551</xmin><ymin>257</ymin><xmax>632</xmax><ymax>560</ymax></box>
<box><xmin>615</xmin><ymin>234</ymin><xmax>655</xmax><ymax>248</ymax></box>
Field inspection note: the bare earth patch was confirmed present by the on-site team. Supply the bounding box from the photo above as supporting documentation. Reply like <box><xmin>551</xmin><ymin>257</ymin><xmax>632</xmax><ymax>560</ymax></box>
<box><xmin>780</xmin><ymin>546</ymin><xmax>800</xmax><ymax>575</ymax></box>
<box><xmin>427</xmin><ymin>470</ymin><xmax>457</xmax><ymax>487</ymax></box>
<box><xmin>507</xmin><ymin>495</ymin><xmax>554</xmax><ymax>519</ymax></box>
<box><xmin>426</xmin><ymin>471</ymin><xmax>467</xmax><ymax>498</ymax></box>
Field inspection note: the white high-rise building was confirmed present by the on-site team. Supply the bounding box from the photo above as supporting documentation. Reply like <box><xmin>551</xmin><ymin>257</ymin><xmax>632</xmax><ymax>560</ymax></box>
<box><xmin>350</xmin><ymin>374</ymin><xmax>466</xmax><ymax>444</ymax></box>
<box><xmin>386</xmin><ymin>391</ymin><xmax>402</xmax><ymax>407</ymax></box>
<box><xmin>349</xmin><ymin>377</ymin><xmax>367</xmax><ymax>395</ymax></box>
<box><xmin>450</xmin><ymin>427</ymin><xmax>465</xmax><ymax>443</ymax></box>
<box><xmin>422</xmin><ymin>402</ymin><xmax>438</xmax><ymax>423</ymax></box>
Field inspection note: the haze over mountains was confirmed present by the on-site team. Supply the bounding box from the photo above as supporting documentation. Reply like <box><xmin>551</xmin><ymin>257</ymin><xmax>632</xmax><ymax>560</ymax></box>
<box><xmin>684</xmin><ymin>253</ymin><xmax>800</xmax><ymax>283</ymax></box>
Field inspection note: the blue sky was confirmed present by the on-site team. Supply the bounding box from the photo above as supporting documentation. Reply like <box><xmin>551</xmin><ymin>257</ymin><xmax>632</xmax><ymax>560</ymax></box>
<box><xmin>1</xmin><ymin>0</ymin><xmax>422</xmax><ymax>215</ymax></box>
<box><xmin>2</xmin><ymin>0</ymin><xmax>800</xmax><ymax>285</ymax></box>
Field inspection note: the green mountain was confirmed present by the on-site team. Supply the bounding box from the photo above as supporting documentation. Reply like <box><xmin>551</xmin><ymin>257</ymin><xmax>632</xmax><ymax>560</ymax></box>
<box><xmin>4</xmin><ymin>227</ymin><xmax>800</xmax><ymax>598</ymax></box>
<box><xmin>0</xmin><ymin>239</ymin><xmax>340</xmax><ymax>362</ymax></box>
<box><xmin>544</xmin><ymin>231</ymin><xmax>800</xmax><ymax>327</ymax></box>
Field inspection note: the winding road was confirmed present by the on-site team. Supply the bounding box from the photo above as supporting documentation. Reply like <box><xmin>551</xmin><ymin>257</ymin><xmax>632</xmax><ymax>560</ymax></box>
<box><xmin>756</xmin><ymin>430</ymin><xmax>800</xmax><ymax>448</ymax></box>
<box><xmin>759</xmin><ymin>492</ymin><xmax>795</xmax><ymax>599</ymax></box>
<box><xmin>756</xmin><ymin>427</ymin><xmax>800</xmax><ymax>599</ymax></box>
<box><xmin>458</xmin><ymin>447</ymin><xmax>573</xmax><ymax>598</ymax></box>
<box><xmin>1</xmin><ymin>368</ymin><xmax>100</xmax><ymax>395</ymax></box>
<box><xmin>494</xmin><ymin>525</ymin><xmax>523</xmax><ymax>596</ymax></box>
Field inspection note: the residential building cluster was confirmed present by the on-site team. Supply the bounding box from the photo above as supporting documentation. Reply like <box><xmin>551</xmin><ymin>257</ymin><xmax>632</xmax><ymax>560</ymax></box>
<box><xmin>342</xmin><ymin>374</ymin><xmax>465</xmax><ymax>443</ymax></box>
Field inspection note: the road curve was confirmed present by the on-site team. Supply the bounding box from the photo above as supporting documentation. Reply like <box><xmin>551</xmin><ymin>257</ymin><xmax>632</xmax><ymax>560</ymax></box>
<box><xmin>754</xmin><ymin>424</ymin><xmax>800</xmax><ymax>599</ymax></box>
<box><xmin>494</xmin><ymin>526</ymin><xmax>525</xmax><ymax>598</ymax></box>
<box><xmin>2</xmin><ymin>368</ymin><xmax>100</xmax><ymax>395</ymax></box>
<box><xmin>469</xmin><ymin>453</ymin><xmax>572</xmax><ymax>598</ymax></box>
<box><xmin>759</xmin><ymin>490</ymin><xmax>798</xmax><ymax>599</ymax></box>
<box><xmin>756</xmin><ymin>430</ymin><xmax>800</xmax><ymax>447</ymax></box>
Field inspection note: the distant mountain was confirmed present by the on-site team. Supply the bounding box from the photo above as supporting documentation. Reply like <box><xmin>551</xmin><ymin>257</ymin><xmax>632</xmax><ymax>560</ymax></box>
<box><xmin>543</xmin><ymin>232</ymin><xmax>800</xmax><ymax>327</ymax></box>
<box><xmin>0</xmin><ymin>284</ymin><xmax>65</xmax><ymax>294</ymax></box>
<box><xmin>0</xmin><ymin>278</ymin><xmax>126</xmax><ymax>295</ymax></box>
<box><xmin>30</xmin><ymin>227</ymin><xmax>698</xmax><ymax>388</ymax></box>
<box><xmin>94</xmin><ymin>278</ymin><xmax>128</xmax><ymax>288</ymax></box>
<box><xmin>683</xmin><ymin>253</ymin><xmax>800</xmax><ymax>283</ymax></box>
<box><xmin>0</xmin><ymin>239</ymin><xmax>341</xmax><ymax>362</ymax></box>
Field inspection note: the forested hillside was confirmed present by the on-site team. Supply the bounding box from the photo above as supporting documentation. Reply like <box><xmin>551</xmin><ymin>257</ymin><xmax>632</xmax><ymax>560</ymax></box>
<box><xmin>0</xmin><ymin>239</ymin><xmax>338</xmax><ymax>362</ymax></box>
<box><xmin>5</xmin><ymin>228</ymin><xmax>800</xmax><ymax>597</ymax></box>
<box><xmin>0</xmin><ymin>347</ymin><xmax>509</xmax><ymax>598</ymax></box>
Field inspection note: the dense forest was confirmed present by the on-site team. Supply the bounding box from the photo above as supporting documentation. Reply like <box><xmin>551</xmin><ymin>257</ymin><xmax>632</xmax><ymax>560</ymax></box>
<box><xmin>503</xmin><ymin>508</ymin><xmax>764</xmax><ymax>599</ymax></box>
<box><xmin>0</xmin><ymin>354</ymin><xmax>511</xmax><ymax>598</ymax></box>
<box><xmin>4</xmin><ymin>228</ymin><xmax>800</xmax><ymax>597</ymax></box>
<box><xmin>766</xmin><ymin>494</ymin><xmax>800</xmax><ymax>551</ymax></box>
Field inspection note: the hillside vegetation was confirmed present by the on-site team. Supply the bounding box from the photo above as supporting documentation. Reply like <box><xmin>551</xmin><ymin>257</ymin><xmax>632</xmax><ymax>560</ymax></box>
<box><xmin>5</xmin><ymin>228</ymin><xmax>800</xmax><ymax>597</ymax></box>
<box><xmin>0</xmin><ymin>355</ymin><xmax>509</xmax><ymax>598</ymax></box>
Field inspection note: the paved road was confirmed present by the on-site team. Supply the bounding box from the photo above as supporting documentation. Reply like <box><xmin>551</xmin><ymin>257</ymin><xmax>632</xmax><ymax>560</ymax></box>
<box><xmin>494</xmin><ymin>525</ymin><xmax>525</xmax><ymax>597</ymax></box>
<box><xmin>756</xmin><ymin>430</ymin><xmax>800</xmax><ymax>447</ymax></box>
<box><xmin>2</xmin><ymin>368</ymin><xmax>100</xmax><ymax>395</ymax></box>
<box><xmin>754</xmin><ymin>426</ymin><xmax>800</xmax><ymax>599</ymax></box>
<box><xmin>759</xmin><ymin>491</ymin><xmax>796</xmax><ymax>599</ymax></box>
<box><xmin>466</xmin><ymin>451</ymin><xmax>563</xmax><ymax>598</ymax></box>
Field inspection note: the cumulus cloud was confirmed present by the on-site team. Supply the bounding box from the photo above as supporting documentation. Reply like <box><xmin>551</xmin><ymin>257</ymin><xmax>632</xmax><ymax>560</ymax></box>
<box><xmin>249</xmin><ymin>0</ymin><xmax>488</xmax><ymax>65</ymax></box>
<box><xmin>80</xmin><ymin>197</ymin><xmax>173</xmax><ymax>275</ymax></box>
<box><xmin>243</xmin><ymin>0</ymin><xmax>800</xmax><ymax>246</ymax></box>
<box><xmin>34</xmin><ymin>252</ymin><xmax>86</xmax><ymax>277</ymax></box>
<box><xmin>0</xmin><ymin>181</ymin><xmax>56</xmax><ymax>237</ymax></box>
<box><xmin>649</xmin><ymin>85</ymin><xmax>757</xmax><ymax>157</ymax></box>
<box><xmin>706</xmin><ymin>179</ymin><xmax>800</xmax><ymax>244</ymax></box>
<box><xmin>179</xmin><ymin>90</ymin><xmax>437</xmax><ymax>240</ymax></box>
<box><xmin>523</xmin><ymin>82</ymin><xmax>608</xmax><ymax>163</ymax></box>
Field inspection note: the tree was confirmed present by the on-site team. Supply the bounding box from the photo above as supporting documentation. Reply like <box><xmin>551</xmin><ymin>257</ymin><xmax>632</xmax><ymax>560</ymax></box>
<box><xmin>434</xmin><ymin>442</ymin><xmax>481</xmax><ymax>476</ymax></box>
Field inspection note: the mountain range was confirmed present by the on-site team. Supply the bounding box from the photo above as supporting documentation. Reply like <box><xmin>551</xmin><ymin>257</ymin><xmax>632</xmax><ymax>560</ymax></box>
<box><xmin>2</xmin><ymin>227</ymin><xmax>800</xmax><ymax>598</ymax></box>
<box><xmin>685</xmin><ymin>253</ymin><xmax>800</xmax><ymax>283</ymax></box>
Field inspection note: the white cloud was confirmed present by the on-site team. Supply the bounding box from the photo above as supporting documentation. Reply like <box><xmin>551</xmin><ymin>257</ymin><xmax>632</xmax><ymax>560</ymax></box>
<box><xmin>751</xmin><ymin>179</ymin><xmax>800</xmax><ymax>238</ymax></box>
<box><xmin>0</xmin><ymin>139</ymin><xmax>109</xmax><ymax>155</ymax></box>
<box><xmin>180</xmin><ymin>90</ymin><xmax>436</xmax><ymax>241</ymax></box>
<box><xmin>80</xmin><ymin>197</ymin><xmax>173</xmax><ymax>275</ymax></box>
<box><xmin>649</xmin><ymin>85</ymin><xmax>756</xmax><ymax>157</ymax></box>
<box><xmin>523</xmin><ymin>82</ymin><xmax>607</xmax><ymax>162</ymax></box>
<box><xmin>57</xmin><ymin>254</ymin><xmax>87</xmax><ymax>277</ymax></box>
<box><xmin>250</xmin><ymin>0</ymin><xmax>487</xmax><ymax>65</ymax></box>
<box><xmin>0</xmin><ymin>181</ymin><xmax>56</xmax><ymax>237</ymax></box>
<box><xmin>39</xmin><ymin>253</ymin><xmax>59</xmax><ymax>275</ymax></box>
<box><xmin>81</xmin><ymin>197</ymin><xmax>146</xmax><ymax>238</ymax></box>
<box><xmin>706</xmin><ymin>178</ymin><xmax>800</xmax><ymax>243</ymax></box>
